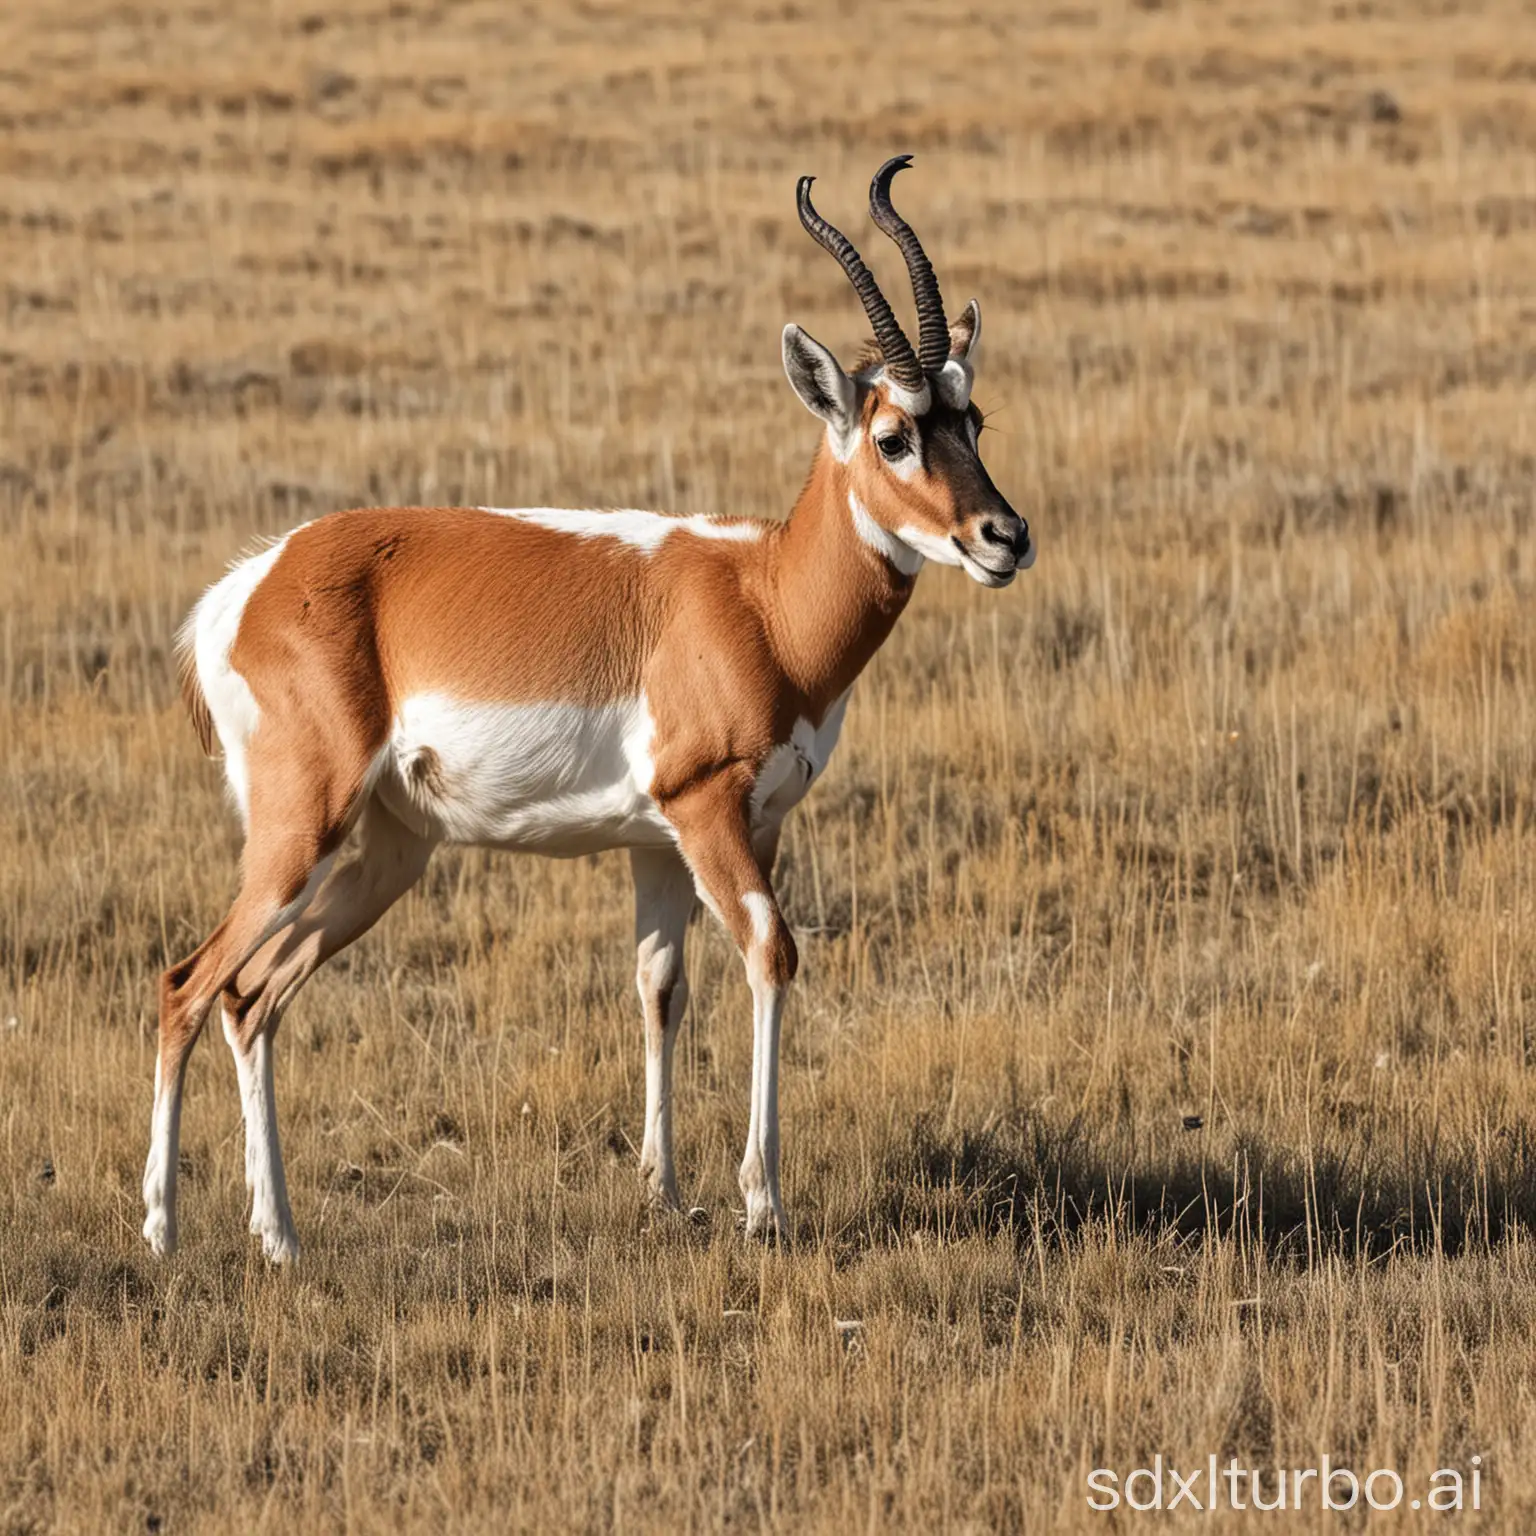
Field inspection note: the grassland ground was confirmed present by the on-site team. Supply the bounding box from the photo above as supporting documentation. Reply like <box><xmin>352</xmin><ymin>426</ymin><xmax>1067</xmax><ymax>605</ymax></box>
<box><xmin>4</xmin><ymin>0</ymin><xmax>1536</xmax><ymax>1528</ymax></box>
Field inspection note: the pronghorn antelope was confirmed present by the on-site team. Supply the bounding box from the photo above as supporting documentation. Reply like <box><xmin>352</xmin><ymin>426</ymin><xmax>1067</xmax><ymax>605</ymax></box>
<box><xmin>144</xmin><ymin>156</ymin><xmax>1033</xmax><ymax>1261</ymax></box>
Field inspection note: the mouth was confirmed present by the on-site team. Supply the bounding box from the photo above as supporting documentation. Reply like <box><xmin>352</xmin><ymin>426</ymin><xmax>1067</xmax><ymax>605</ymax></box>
<box><xmin>953</xmin><ymin>536</ymin><xmax>1026</xmax><ymax>589</ymax></box>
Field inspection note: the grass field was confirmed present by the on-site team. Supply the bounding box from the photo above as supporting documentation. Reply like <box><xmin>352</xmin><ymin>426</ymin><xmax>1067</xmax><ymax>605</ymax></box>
<box><xmin>4</xmin><ymin>0</ymin><xmax>1536</xmax><ymax>1527</ymax></box>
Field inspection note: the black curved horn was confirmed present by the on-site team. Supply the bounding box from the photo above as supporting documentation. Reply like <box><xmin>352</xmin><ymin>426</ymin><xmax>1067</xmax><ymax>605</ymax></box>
<box><xmin>797</xmin><ymin>174</ymin><xmax>923</xmax><ymax>391</ymax></box>
<box><xmin>869</xmin><ymin>155</ymin><xmax>949</xmax><ymax>376</ymax></box>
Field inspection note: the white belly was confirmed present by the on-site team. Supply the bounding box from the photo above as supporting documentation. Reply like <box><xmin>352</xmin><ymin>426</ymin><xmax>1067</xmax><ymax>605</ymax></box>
<box><xmin>378</xmin><ymin>693</ymin><xmax>674</xmax><ymax>854</ymax></box>
<box><xmin>376</xmin><ymin>686</ymin><xmax>853</xmax><ymax>856</ymax></box>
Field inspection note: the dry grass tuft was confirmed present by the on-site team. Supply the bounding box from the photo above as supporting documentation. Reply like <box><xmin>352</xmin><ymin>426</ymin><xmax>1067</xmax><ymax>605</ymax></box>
<box><xmin>4</xmin><ymin>0</ymin><xmax>1536</xmax><ymax>1527</ymax></box>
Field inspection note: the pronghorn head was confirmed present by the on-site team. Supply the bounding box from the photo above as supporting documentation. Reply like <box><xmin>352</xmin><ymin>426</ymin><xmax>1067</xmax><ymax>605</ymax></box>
<box><xmin>782</xmin><ymin>156</ymin><xmax>1034</xmax><ymax>588</ymax></box>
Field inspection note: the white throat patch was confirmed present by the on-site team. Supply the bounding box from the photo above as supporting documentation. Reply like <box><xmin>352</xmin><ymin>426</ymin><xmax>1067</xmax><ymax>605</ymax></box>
<box><xmin>849</xmin><ymin>491</ymin><xmax>924</xmax><ymax>577</ymax></box>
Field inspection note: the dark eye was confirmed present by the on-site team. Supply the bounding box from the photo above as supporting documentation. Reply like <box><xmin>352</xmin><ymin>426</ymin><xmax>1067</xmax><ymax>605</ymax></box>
<box><xmin>876</xmin><ymin>433</ymin><xmax>906</xmax><ymax>460</ymax></box>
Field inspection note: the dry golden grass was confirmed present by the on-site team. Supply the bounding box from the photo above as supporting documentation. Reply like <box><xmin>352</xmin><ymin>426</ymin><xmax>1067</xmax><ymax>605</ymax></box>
<box><xmin>5</xmin><ymin>0</ymin><xmax>1536</xmax><ymax>1527</ymax></box>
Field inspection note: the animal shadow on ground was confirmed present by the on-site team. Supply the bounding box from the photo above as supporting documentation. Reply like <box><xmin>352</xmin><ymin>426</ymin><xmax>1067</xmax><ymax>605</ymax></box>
<box><xmin>866</xmin><ymin>1110</ymin><xmax>1536</xmax><ymax>1263</ymax></box>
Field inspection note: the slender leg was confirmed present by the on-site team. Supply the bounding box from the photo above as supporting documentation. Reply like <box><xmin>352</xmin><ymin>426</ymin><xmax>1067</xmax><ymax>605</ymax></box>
<box><xmin>143</xmin><ymin>836</ymin><xmax>336</xmax><ymax>1257</ymax></box>
<box><xmin>220</xmin><ymin>798</ymin><xmax>436</xmax><ymax>1262</ymax></box>
<box><xmin>220</xmin><ymin>1014</ymin><xmax>295</xmax><ymax>1260</ymax></box>
<box><xmin>737</xmin><ymin>890</ymin><xmax>790</xmax><ymax>1238</ymax></box>
<box><xmin>630</xmin><ymin>846</ymin><xmax>696</xmax><ymax>1210</ymax></box>
<box><xmin>663</xmin><ymin>770</ymin><xmax>798</xmax><ymax>1240</ymax></box>
<box><xmin>743</xmin><ymin>824</ymin><xmax>787</xmax><ymax>1234</ymax></box>
<box><xmin>144</xmin><ymin>731</ymin><xmax>382</xmax><ymax>1258</ymax></box>
<box><xmin>142</xmin><ymin>1054</ymin><xmax>184</xmax><ymax>1258</ymax></box>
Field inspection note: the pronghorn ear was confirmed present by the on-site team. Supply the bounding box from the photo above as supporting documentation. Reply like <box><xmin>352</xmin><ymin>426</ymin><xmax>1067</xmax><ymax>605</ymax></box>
<box><xmin>935</xmin><ymin>299</ymin><xmax>980</xmax><ymax>409</ymax></box>
<box><xmin>782</xmin><ymin>324</ymin><xmax>856</xmax><ymax>435</ymax></box>
<box><xmin>948</xmin><ymin>299</ymin><xmax>981</xmax><ymax>362</ymax></box>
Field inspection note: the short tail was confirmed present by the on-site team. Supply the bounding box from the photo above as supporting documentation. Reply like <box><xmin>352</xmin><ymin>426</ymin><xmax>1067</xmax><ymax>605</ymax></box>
<box><xmin>175</xmin><ymin>621</ymin><xmax>218</xmax><ymax>759</ymax></box>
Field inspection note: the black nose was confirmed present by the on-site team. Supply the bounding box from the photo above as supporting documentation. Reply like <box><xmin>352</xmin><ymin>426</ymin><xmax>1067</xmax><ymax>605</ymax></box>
<box><xmin>980</xmin><ymin>516</ymin><xmax>1030</xmax><ymax>559</ymax></box>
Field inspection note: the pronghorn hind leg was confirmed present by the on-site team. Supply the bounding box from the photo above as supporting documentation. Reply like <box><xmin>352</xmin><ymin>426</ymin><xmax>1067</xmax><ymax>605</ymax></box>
<box><xmin>143</xmin><ymin>838</ymin><xmax>336</xmax><ymax>1257</ymax></box>
<box><xmin>629</xmin><ymin>847</ymin><xmax>696</xmax><ymax>1213</ymax></box>
<box><xmin>663</xmin><ymin>770</ymin><xmax>798</xmax><ymax>1242</ymax></box>
<box><xmin>219</xmin><ymin>797</ymin><xmax>436</xmax><ymax>1263</ymax></box>
<box><xmin>143</xmin><ymin>742</ymin><xmax>375</xmax><ymax>1257</ymax></box>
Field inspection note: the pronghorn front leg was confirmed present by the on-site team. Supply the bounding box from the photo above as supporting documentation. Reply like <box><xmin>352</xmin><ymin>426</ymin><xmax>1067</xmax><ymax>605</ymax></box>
<box><xmin>664</xmin><ymin>772</ymin><xmax>798</xmax><ymax>1241</ymax></box>
<box><xmin>629</xmin><ymin>847</ymin><xmax>695</xmax><ymax>1211</ymax></box>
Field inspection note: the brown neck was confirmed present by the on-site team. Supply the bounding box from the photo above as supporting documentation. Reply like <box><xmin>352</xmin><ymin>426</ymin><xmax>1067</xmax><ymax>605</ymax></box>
<box><xmin>765</xmin><ymin>440</ymin><xmax>917</xmax><ymax>716</ymax></box>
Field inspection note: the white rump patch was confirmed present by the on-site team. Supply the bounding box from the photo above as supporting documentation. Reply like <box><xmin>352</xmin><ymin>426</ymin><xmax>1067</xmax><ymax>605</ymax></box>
<box><xmin>480</xmin><ymin>506</ymin><xmax>762</xmax><ymax>553</ymax></box>
<box><xmin>849</xmin><ymin>493</ymin><xmax>924</xmax><ymax>577</ymax></box>
<box><xmin>378</xmin><ymin>693</ymin><xmax>675</xmax><ymax>855</ymax></box>
<box><xmin>182</xmin><ymin>531</ymin><xmax>298</xmax><ymax>824</ymax></box>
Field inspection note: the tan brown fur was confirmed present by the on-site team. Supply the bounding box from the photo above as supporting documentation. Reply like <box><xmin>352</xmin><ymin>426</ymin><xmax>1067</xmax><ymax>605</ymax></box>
<box><xmin>148</xmin><ymin>204</ymin><xmax>1027</xmax><ymax>1257</ymax></box>
<box><xmin>218</xmin><ymin>467</ymin><xmax>920</xmax><ymax>816</ymax></box>
<box><xmin>236</xmin><ymin>508</ymin><xmax>665</xmax><ymax>709</ymax></box>
<box><xmin>157</xmin><ymin>357</ymin><xmax>1013</xmax><ymax>1110</ymax></box>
